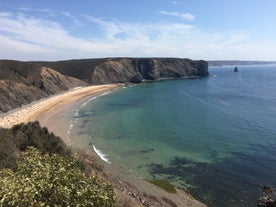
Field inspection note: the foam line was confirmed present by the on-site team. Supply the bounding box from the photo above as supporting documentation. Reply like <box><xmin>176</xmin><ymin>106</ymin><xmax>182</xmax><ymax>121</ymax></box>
<box><xmin>93</xmin><ymin>145</ymin><xmax>111</xmax><ymax>164</ymax></box>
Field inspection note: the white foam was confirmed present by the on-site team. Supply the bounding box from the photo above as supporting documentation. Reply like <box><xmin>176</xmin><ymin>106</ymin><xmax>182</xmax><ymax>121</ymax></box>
<box><xmin>66</xmin><ymin>120</ymin><xmax>73</xmax><ymax>137</ymax></box>
<box><xmin>80</xmin><ymin>91</ymin><xmax>111</xmax><ymax>109</ymax></box>
<box><xmin>93</xmin><ymin>145</ymin><xmax>111</xmax><ymax>164</ymax></box>
<box><xmin>81</xmin><ymin>97</ymin><xmax>97</xmax><ymax>107</ymax></box>
<box><xmin>98</xmin><ymin>91</ymin><xmax>110</xmax><ymax>97</ymax></box>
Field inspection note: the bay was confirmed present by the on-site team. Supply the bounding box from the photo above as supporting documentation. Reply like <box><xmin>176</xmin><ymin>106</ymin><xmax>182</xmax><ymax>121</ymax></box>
<box><xmin>71</xmin><ymin>65</ymin><xmax>276</xmax><ymax>207</ymax></box>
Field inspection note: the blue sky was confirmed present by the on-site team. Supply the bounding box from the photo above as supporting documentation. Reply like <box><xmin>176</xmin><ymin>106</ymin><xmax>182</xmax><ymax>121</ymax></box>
<box><xmin>0</xmin><ymin>0</ymin><xmax>275</xmax><ymax>61</ymax></box>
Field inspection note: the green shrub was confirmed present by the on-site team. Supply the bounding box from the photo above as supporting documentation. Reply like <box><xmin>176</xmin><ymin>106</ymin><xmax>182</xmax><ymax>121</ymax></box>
<box><xmin>0</xmin><ymin>147</ymin><xmax>115</xmax><ymax>207</ymax></box>
<box><xmin>0</xmin><ymin>132</ymin><xmax>17</xmax><ymax>170</ymax></box>
<box><xmin>0</xmin><ymin>121</ymin><xmax>70</xmax><ymax>169</ymax></box>
<box><xmin>11</xmin><ymin>121</ymin><xmax>69</xmax><ymax>155</ymax></box>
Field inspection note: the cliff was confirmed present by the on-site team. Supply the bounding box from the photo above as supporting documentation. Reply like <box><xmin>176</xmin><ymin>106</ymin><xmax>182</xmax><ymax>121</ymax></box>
<box><xmin>0</xmin><ymin>60</ymin><xmax>87</xmax><ymax>113</ymax></box>
<box><xmin>38</xmin><ymin>58</ymin><xmax>209</xmax><ymax>84</ymax></box>
<box><xmin>0</xmin><ymin>58</ymin><xmax>208</xmax><ymax>113</ymax></box>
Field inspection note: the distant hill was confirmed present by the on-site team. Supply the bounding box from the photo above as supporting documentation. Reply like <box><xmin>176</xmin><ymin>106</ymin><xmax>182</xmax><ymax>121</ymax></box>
<box><xmin>0</xmin><ymin>58</ymin><xmax>208</xmax><ymax>113</ymax></box>
<box><xmin>208</xmin><ymin>60</ymin><xmax>276</xmax><ymax>67</ymax></box>
<box><xmin>0</xmin><ymin>60</ymin><xmax>86</xmax><ymax>113</ymax></box>
<box><xmin>37</xmin><ymin>58</ymin><xmax>209</xmax><ymax>84</ymax></box>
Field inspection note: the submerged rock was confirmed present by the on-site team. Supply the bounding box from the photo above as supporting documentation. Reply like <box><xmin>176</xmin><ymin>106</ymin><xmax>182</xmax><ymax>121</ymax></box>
<box><xmin>258</xmin><ymin>186</ymin><xmax>276</xmax><ymax>207</ymax></box>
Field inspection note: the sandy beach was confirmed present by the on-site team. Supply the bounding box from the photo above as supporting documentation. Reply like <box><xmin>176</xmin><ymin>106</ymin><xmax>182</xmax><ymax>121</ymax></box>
<box><xmin>0</xmin><ymin>83</ymin><xmax>207</xmax><ymax>207</ymax></box>
<box><xmin>0</xmin><ymin>84</ymin><xmax>121</xmax><ymax>130</ymax></box>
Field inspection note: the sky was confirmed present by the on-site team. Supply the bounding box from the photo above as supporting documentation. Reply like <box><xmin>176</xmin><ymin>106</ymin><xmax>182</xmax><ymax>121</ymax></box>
<box><xmin>0</xmin><ymin>0</ymin><xmax>276</xmax><ymax>61</ymax></box>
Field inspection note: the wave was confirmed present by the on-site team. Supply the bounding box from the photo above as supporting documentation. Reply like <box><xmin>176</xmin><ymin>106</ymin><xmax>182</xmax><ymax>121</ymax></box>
<box><xmin>74</xmin><ymin>109</ymin><xmax>79</xmax><ymax>117</ymax></box>
<box><xmin>98</xmin><ymin>91</ymin><xmax>111</xmax><ymax>97</ymax></box>
<box><xmin>66</xmin><ymin>120</ymin><xmax>74</xmax><ymax>141</ymax></box>
<box><xmin>68</xmin><ymin>121</ymin><xmax>74</xmax><ymax>133</ymax></box>
<box><xmin>81</xmin><ymin>97</ymin><xmax>97</xmax><ymax>107</ymax></box>
<box><xmin>93</xmin><ymin>145</ymin><xmax>111</xmax><ymax>164</ymax></box>
<box><xmin>80</xmin><ymin>91</ymin><xmax>111</xmax><ymax>108</ymax></box>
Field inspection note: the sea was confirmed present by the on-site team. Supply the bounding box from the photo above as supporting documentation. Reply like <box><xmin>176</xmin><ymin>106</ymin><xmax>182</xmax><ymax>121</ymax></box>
<box><xmin>69</xmin><ymin>65</ymin><xmax>276</xmax><ymax>207</ymax></box>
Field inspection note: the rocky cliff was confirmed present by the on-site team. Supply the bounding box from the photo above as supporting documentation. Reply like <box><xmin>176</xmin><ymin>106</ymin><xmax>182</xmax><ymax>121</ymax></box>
<box><xmin>0</xmin><ymin>58</ymin><xmax>208</xmax><ymax>113</ymax></box>
<box><xmin>0</xmin><ymin>60</ymin><xmax>87</xmax><ymax>113</ymax></box>
<box><xmin>38</xmin><ymin>58</ymin><xmax>209</xmax><ymax>84</ymax></box>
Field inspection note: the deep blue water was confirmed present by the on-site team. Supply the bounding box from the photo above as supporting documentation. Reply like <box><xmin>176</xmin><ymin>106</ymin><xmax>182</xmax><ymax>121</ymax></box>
<box><xmin>71</xmin><ymin>65</ymin><xmax>276</xmax><ymax>207</ymax></box>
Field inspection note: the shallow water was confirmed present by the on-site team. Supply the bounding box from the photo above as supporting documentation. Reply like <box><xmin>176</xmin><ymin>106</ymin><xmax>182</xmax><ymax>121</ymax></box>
<box><xmin>71</xmin><ymin>65</ymin><xmax>276</xmax><ymax>207</ymax></box>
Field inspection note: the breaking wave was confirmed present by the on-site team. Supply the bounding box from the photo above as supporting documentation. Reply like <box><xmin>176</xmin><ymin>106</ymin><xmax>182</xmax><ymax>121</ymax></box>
<box><xmin>93</xmin><ymin>145</ymin><xmax>111</xmax><ymax>164</ymax></box>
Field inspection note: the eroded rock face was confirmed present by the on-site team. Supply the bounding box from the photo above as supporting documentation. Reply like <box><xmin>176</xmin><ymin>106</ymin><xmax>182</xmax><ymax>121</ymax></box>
<box><xmin>39</xmin><ymin>58</ymin><xmax>209</xmax><ymax>84</ymax></box>
<box><xmin>90</xmin><ymin>58</ymin><xmax>209</xmax><ymax>84</ymax></box>
<box><xmin>0</xmin><ymin>60</ymin><xmax>87</xmax><ymax>113</ymax></box>
<box><xmin>0</xmin><ymin>58</ymin><xmax>209</xmax><ymax>113</ymax></box>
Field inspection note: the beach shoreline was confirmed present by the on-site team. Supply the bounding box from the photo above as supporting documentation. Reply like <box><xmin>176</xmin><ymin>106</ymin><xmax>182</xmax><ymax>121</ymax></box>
<box><xmin>0</xmin><ymin>83</ymin><xmax>207</xmax><ymax>207</ymax></box>
<box><xmin>0</xmin><ymin>84</ymin><xmax>121</xmax><ymax>129</ymax></box>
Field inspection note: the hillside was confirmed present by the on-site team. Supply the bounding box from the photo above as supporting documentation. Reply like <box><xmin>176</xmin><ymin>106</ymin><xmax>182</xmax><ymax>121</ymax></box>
<box><xmin>0</xmin><ymin>58</ymin><xmax>208</xmax><ymax>113</ymax></box>
<box><xmin>0</xmin><ymin>60</ymin><xmax>87</xmax><ymax>113</ymax></box>
<box><xmin>37</xmin><ymin>58</ymin><xmax>209</xmax><ymax>84</ymax></box>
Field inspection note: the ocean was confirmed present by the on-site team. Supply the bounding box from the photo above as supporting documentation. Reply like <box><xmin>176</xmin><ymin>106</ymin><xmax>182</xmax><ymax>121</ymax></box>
<box><xmin>70</xmin><ymin>65</ymin><xmax>276</xmax><ymax>207</ymax></box>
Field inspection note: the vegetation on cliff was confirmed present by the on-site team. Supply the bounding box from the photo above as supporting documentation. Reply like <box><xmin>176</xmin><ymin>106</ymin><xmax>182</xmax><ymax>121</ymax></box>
<box><xmin>0</xmin><ymin>122</ymin><xmax>115</xmax><ymax>206</ymax></box>
<box><xmin>0</xmin><ymin>121</ymin><xmax>69</xmax><ymax>169</ymax></box>
<box><xmin>0</xmin><ymin>147</ymin><xmax>114</xmax><ymax>207</ymax></box>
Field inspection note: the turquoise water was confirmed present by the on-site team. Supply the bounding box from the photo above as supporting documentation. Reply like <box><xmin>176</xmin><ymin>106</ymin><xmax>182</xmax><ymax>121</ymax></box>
<box><xmin>71</xmin><ymin>65</ymin><xmax>276</xmax><ymax>207</ymax></box>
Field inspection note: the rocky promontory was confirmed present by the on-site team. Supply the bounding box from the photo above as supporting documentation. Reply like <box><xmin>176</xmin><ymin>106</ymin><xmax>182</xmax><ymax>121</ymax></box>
<box><xmin>38</xmin><ymin>58</ymin><xmax>209</xmax><ymax>84</ymax></box>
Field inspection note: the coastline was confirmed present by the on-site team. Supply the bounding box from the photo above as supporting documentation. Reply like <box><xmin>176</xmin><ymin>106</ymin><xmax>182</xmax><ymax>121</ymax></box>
<box><xmin>0</xmin><ymin>83</ymin><xmax>207</xmax><ymax>207</ymax></box>
<box><xmin>0</xmin><ymin>84</ymin><xmax>121</xmax><ymax>129</ymax></box>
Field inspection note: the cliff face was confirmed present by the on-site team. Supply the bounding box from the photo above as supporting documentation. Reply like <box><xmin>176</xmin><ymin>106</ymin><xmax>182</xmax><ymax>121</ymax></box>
<box><xmin>0</xmin><ymin>58</ymin><xmax>208</xmax><ymax>113</ymax></box>
<box><xmin>39</xmin><ymin>58</ymin><xmax>209</xmax><ymax>84</ymax></box>
<box><xmin>0</xmin><ymin>60</ymin><xmax>87</xmax><ymax>113</ymax></box>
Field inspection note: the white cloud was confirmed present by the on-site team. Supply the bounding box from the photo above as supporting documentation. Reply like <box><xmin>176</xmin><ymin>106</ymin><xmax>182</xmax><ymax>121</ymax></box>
<box><xmin>17</xmin><ymin>7</ymin><xmax>52</xmax><ymax>13</ymax></box>
<box><xmin>60</xmin><ymin>11</ymin><xmax>84</xmax><ymax>26</ymax></box>
<box><xmin>0</xmin><ymin>11</ymin><xmax>274</xmax><ymax>61</ymax></box>
<box><xmin>84</xmin><ymin>15</ymin><xmax>194</xmax><ymax>41</ymax></box>
<box><xmin>17</xmin><ymin>7</ymin><xmax>84</xmax><ymax>26</ymax></box>
<box><xmin>160</xmin><ymin>11</ymin><xmax>195</xmax><ymax>21</ymax></box>
<box><xmin>0</xmin><ymin>12</ymin><xmax>12</xmax><ymax>17</ymax></box>
<box><xmin>171</xmin><ymin>1</ymin><xmax>177</xmax><ymax>5</ymax></box>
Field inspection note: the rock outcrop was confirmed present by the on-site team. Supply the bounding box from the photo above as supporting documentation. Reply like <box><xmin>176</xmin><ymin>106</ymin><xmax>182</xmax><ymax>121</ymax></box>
<box><xmin>0</xmin><ymin>60</ymin><xmax>87</xmax><ymax>113</ymax></box>
<box><xmin>259</xmin><ymin>186</ymin><xmax>276</xmax><ymax>207</ymax></box>
<box><xmin>38</xmin><ymin>58</ymin><xmax>209</xmax><ymax>84</ymax></box>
